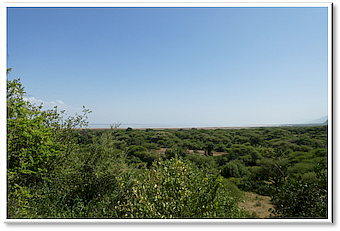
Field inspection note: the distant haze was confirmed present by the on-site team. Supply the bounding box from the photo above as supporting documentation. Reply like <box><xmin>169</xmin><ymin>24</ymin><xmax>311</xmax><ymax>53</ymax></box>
<box><xmin>308</xmin><ymin>115</ymin><xmax>328</xmax><ymax>124</ymax></box>
<box><xmin>88</xmin><ymin>114</ymin><xmax>328</xmax><ymax>129</ymax></box>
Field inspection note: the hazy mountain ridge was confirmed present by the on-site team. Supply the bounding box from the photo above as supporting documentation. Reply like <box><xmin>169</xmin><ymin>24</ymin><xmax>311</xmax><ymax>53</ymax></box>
<box><xmin>285</xmin><ymin>115</ymin><xmax>328</xmax><ymax>127</ymax></box>
<box><xmin>308</xmin><ymin>115</ymin><xmax>328</xmax><ymax>124</ymax></box>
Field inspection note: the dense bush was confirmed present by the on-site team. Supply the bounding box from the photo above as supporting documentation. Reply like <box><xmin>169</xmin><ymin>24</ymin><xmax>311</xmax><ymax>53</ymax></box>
<box><xmin>7</xmin><ymin>74</ymin><xmax>329</xmax><ymax>219</ymax></box>
<box><xmin>114</xmin><ymin>157</ymin><xmax>248</xmax><ymax>218</ymax></box>
<box><xmin>7</xmin><ymin>77</ymin><xmax>91</xmax><ymax>217</ymax></box>
<box><xmin>270</xmin><ymin>162</ymin><xmax>327</xmax><ymax>218</ymax></box>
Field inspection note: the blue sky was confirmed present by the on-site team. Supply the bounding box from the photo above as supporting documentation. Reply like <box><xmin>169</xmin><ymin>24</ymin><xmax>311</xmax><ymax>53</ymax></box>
<box><xmin>6</xmin><ymin>6</ymin><xmax>329</xmax><ymax>128</ymax></box>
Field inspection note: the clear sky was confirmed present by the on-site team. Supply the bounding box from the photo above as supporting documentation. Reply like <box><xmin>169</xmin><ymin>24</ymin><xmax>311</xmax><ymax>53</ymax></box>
<box><xmin>6</xmin><ymin>6</ymin><xmax>329</xmax><ymax>128</ymax></box>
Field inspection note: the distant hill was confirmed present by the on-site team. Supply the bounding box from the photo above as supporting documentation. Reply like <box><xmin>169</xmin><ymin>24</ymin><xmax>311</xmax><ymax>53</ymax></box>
<box><xmin>285</xmin><ymin>116</ymin><xmax>328</xmax><ymax>127</ymax></box>
<box><xmin>308</xmin><ymin>115</ymin><xmax>328</xmax><ymax>124</ymax></box>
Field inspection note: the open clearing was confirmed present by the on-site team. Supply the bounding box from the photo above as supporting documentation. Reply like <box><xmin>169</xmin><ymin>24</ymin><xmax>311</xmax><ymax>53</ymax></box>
<box><xmin>239</xmin><ymin>192</ymin><xmax>275</xmax><ymax>218</ymax></box>
<box><xmin>155</xmin><ymin>148</ymin><xmax>226</xmax><ymax>156</ymax></box>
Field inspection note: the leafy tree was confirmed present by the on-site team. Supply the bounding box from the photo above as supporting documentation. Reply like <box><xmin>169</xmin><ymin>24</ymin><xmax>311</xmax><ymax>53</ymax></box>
<box><xmin>7</xmin><ymin>76</ymin><xmax>91</xmax><ymax>217</ymax></box>
<box><xmin>128</xmin><ymin>145</ymin><xmax>147</xmax><ymax>155</ymax></box>
<box><xmin>268</xmin><ymin>139</ymin><xmax>295</xmax><ymax>154</ymax></box>
<box><xmin>312</xmin><ymin>148</ymin><xmax>327</xmax><ymax>157</ymax></box>
<box><xmin>215</xmin><ymin>143</ymin><xmax>227</xmax><ymax>152</ymax></box>
<box><xmin>204</xmin><ymin>142</ymin><xmax>214</xmax><ymax>156</ymax></box>
<box><xmin>249</xmin><ymin>134</ymin><xmax>263</xmax><ymax>146</ymax></box>
<box><xmin>233</xmin><ymin>135</ymin><xmax>250</xmax><ymax>144</ymax></box>
<box><xmin>256</xmin><ymin>157</ymin><xmax>289</xmax><ymax>189</ymax></box>
<box><xmin>186</xmin><ymin>153</ymin><xmax>217</xmax><ymax>171</ymax></box>
<box><xmin>220</xmin><ymin>160</ymin><xmax>250</xmax><ymax>179</ymax></box>
<box><xmin>221</xmin><ymin>161</ymin><xmax>241</xmax><ymax>178</ymax></box>
<box><xmin>288</xmin><ymin>162</ymin><xmax>317</xmax><ymax>179</ymax></box>
<box><xmin>215</xmin><ymin>154</ymin><xmax>229</xmax><ymax>167</ymax></box>
<box><xmin>295</xmin><ymin>135</ymin><xmax>313</xmax><ymax>146</ymax></box>
<box><xmin>114</xmin><ymin>157</ymin><xmax>247</xmax><ymax>218</ymax></box>
<box><xmin>142</xmin><ymin>142</ymin><xmax>159</xmax><ymax>151</ymax></box>
<box><xmin>19</xmin><ymin>126</ymin><xmax>130</xmax><ymax>218</ymax></box>
<box><xmin>258</xmin><ymin>147</ymin><xmax>276</xmax><ymax>158</ymax></box>
<box><xmin>165</xmin><ymin>146</ymin><xmax>186</xmax><ymax>159</ymax></box>
<box><xmin>265</xmin><ymin>128</ymin><xmax>290</xmax><ymax>140</ymax></box>
<box><xmin>270</xmin><ymin>163</ymin><xmax>327</xmax><ymax>218</ymax></box>
<box><xmin>50</xmin><ymin>129</ymin><xmax>126</xmax><ymax>214</ymax></box>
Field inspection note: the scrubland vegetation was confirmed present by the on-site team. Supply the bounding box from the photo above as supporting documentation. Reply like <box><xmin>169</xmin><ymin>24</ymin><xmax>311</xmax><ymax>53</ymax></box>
<box><xmin>7</xmin><ymin>73</ymin><xmax>328</xmax><ymax>219</ymax></box>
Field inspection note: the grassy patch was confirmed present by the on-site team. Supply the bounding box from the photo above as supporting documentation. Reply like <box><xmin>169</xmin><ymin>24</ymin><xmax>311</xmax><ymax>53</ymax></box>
<box><xmin>238</xmin><ymin>192</ymin><xmax>275</xmax><ymax>218</ymax></box>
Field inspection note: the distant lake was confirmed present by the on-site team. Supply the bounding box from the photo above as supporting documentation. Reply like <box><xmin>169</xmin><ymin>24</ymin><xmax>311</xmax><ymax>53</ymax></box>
<box><xmin>87</xmin><ymin>122</ymin><xmax>315</xmax><ymax>129</ymax></box>
<box><xmin>88</xmin><ymin>123</ymin><xmax>222</xmax><ymax>129</ymax></box>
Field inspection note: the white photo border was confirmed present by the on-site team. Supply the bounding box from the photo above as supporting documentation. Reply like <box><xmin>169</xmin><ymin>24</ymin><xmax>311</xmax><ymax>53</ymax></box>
<box><xmin>1</xmin><ymin>0</ymin><xmax>333</xmax><ymax>224</ymax></box>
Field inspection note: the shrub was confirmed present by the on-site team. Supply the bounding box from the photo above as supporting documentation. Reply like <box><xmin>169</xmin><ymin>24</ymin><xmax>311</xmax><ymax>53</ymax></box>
<box><xmin>270</xmin><ymin>178</ymin><xmax>327</xmax><ymax>218</ymax></box>
<box><xmin>7</xmin><ymin>78</ymin><xmax>91</xmax><ymax>217</ymax></box>
<box><xmin>270</xmin><ymin>163</ymin><xmax>327</xmax><ymax>218</ymax></box>
<box><xmin>114</xmin><ymin>157</ymin><xmax>247</xmax><ymax>218</ymax></box>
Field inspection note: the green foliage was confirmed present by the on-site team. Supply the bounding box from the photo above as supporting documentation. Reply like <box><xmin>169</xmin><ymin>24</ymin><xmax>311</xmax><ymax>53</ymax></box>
<box><xmin>186</xmin><ymin>153</ymin><xmax>217</xmax><ymax>171</ymax></box>
<box><xmin>204</xmin><ymin>142</ymin><xmax>215</xmax><ymax>156</ymax></box>
<box><xmin>165</xmin><ymin>146</ymin><xmax>186</xmax><ymax>159</ymax></box>
<box><xmin>220</xmin><ymin>160</ymin><xmax>249</xmax><ymax>179</ymax></box>
<box><xmin>114</xmin><ymin>157</ymin><xmax>246</xmax><ymax>218</ymax></box>
<box><xmin>7</xmin><ymin>75</ymin><xmax>328</xmax><ymax>218</ymax></box>
<box><xmin>270</xmin><ymin>162</ymin><xmax>327</xmax><ymax>218</ymax></box>
<box><xmin>256</xmin><ymin>157</ymin><xmax>289</xmax><ymax>188</ymax></box>
<box><xmin>7</xmin><ymin>77</ymin><xmax>91</xmax><ymax>218</ymax></box>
